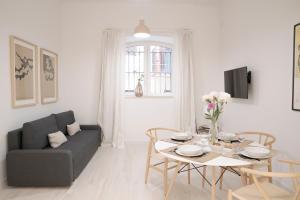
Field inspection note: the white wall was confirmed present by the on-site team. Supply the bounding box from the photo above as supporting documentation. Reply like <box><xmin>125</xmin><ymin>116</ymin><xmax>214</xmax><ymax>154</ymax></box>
<box><xmin>59</xmin><ymin>0</ymin><xmax>221</xmax><ymax>141</ymax></box>
<box><xmin>217</xmin><ymin>0</ymin><xmax>300</xmax><ymax>161</ymax></box>
<box><xmin>0</xmin><ymin>0</ymin><xmax>62</xmax><ymax>184</ymax></box>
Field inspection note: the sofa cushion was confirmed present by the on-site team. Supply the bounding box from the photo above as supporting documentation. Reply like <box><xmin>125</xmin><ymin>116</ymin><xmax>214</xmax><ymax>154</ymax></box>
<box><xmin>56</xmin><ymin>130</ymin><xmax>100</xmax><ymax>178</ymax></box>
<box><xmin>22</xmin><ymin>115</ymin><xmax>59</xmax><ymax>149</ymax></box>
<box><xmin>54</xmin><ymin>111</ymin><xmax>75</xmax><ymax>134</ymax></box>
<box><xmin>48</xmin><ymin>131</ymin><xmax>68</xmax><ymax>148</ymax></box>
<box><xmin>67</xmin><ymin>122</ymin><xmax>81</xmax><ymax>136</ymax></box>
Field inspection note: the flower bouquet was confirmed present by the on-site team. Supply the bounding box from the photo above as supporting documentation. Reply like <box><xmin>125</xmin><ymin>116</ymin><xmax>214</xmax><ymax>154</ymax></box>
<box><xmin>202</xmin><ymin>91</ymin><xmax>231</xmax><ymax>144</ymax></box>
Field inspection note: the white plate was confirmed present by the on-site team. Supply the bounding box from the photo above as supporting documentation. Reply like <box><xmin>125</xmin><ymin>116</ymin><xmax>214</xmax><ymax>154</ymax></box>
<box><xmin>240</xmin><ymin>150</ymin><xmax>271</xmax><ymax>159</ymax></box>
<box><xmin>244</xmin><ymin>146</ymin><xmax>270</xmax><ymax>158</ymax></box>
<box><xmin>171</xmin><ymin>135</ymin><xmax>193</xmax><ymax>141</ymax></box>
<box><xmin>177</xmin><ymin>145</ymin><xmax>202</xmax><ymax>156</ymax></box>
<box><xmin>175</xmin><ymin>149</ymin><xmax>204</xmax><ymax>157</ymax></box>
<box><xmin>172</xmin><ymin>132</ymin><xmax>192</xmax><ymax>140</ymax></box>
<box><xmin>218</xmin><ymin>132</ymin><xmax>237</xmax><ymax>141</ymax></box>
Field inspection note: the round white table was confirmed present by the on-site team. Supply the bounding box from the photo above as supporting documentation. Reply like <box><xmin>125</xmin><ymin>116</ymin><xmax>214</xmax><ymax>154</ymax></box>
<box><xmin>155</xmin><ymin>140</ymin><xmax>255</xmax><ymax>200</ymax></box>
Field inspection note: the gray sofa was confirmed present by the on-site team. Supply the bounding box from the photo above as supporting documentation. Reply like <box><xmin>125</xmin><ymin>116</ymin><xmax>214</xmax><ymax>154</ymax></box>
<box><xmin>6</xmin><ymin>111</ymin><xmax>103</xmax><ymax>187</ymax></box>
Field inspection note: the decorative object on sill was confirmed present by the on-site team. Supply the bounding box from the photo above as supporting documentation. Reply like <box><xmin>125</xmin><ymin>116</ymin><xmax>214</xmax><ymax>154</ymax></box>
<box><xmin>292</xmin><ymin>23</ymin><xmax>300</xmax><ymax>111</ymax></box>
<box><xmin>134</xmin><ymin>20</ymin><xmax>150</xmax><ymax>38</ymax></box>
<box><xmin>202</xmin><ymin>91</ymin><xmax>231</xmax><ymax>144</ymax></box>
<box><xmin>135</xmin><ymin>74</ymin><xmax>144</xmax><ymax>97</ymax></box>
<box><xmin>10</xmin><ymin>36</ymin><xmax>38</xmax><ymax>108</ymax></box>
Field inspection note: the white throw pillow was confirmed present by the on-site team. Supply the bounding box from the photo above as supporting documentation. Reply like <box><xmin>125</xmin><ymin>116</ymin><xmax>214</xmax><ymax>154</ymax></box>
<box><xmin>48</xmin><ymin>131</ymin><xmax>67</xmax><ymax>148</ymax></box>
<box><xmin>67</xmin><ymin>122</ymin><xmax>81</xmax><ymax>136</ymax></box>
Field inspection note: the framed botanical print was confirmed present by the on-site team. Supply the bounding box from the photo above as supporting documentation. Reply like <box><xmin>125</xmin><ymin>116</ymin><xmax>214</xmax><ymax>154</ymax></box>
<box><xmin>10</xmin><ymin>36</ymin><xmax>38</xmax><ymax>108</ymax></box>
<box><xmin>292</xmin><ymin>23</ymin><xmax>300</xmax><ymax>111</ymax></box>
<box><xmin>40</xmin><ymin>48</ymin><xmax>58</xmax><ymax>104</ymax></box>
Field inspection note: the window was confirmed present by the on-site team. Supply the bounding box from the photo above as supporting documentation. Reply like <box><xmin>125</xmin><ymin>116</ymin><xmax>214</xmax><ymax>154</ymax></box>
<box><xmin>125</xmin><ymin>42</ymin><xmax>172</xmax><ymax>96</ymax></box>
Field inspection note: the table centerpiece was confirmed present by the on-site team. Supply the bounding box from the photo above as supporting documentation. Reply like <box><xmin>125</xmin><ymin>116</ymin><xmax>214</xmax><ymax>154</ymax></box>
<box><xmin>202</xmin><ymin>91</ymin><xmax>231</xmax><ymax>144</ymax></box>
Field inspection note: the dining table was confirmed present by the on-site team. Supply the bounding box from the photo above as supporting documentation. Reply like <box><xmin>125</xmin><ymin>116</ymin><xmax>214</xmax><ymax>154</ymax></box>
<box><xmin>155</xmin><ymin>136</ymin><xmax>276</xmax><ymax>200</ymax></box>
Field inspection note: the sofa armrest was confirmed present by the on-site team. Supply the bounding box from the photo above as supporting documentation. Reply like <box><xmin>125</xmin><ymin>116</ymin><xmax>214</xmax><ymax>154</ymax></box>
<box><xmin>80</xmin><ymin>125</ymin><xmax>103</xmax><ymax>146</ymax></box>
<box><xmin>80</xmin><ymin>125</ymin><xmax>100</xmax><ymax>131</ymax></box>
<box><xmin>7</xmin><ymin>149</ymin><xmax>73</xmax><ymax>186</ymax></box>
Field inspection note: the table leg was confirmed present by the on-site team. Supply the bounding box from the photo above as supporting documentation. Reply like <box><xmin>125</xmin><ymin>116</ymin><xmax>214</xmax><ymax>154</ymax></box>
<box><xmin>241</xmin><ymin>169</ymin><xmax>247</xmax><ymax>185</ymax></box>
<box><xmin>219</xmin><ymin>167</ymin><xmax>225</xmax><ymax>190</ymax></box>
<box><xmin>268</xmin><ymin>159</ymin><xmax>272</xmax><ymax>183</ymax></box>
<box><xmin>188</xmin><ymin>164</ymin><xmax>191</xmax><ymax>184</ymax></box>
<box><xmin>211</xmin><ymin>166</ymin><xmax>216</xmax><ymax>200</ymax></box>
<box><xmin>249</xmin><ymin>165</ymin><xmax>254</xmax><ymax>184</ymax></box>
<box><xmin>164</xmin><ymin>161</ymin><xmax>182</xmax><ymax>200</ymax></box>
<box><xmin>202</xmin><ymin>166</ymin><xmax>206</xmax><ymax>188</ymax></box>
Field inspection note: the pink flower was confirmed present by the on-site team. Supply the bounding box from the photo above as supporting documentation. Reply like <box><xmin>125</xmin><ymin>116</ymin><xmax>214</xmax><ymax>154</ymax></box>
<box><xmin>207</xmin><ymin>103</ymin><xmax>215</xmax><ymax>110</ymax></box>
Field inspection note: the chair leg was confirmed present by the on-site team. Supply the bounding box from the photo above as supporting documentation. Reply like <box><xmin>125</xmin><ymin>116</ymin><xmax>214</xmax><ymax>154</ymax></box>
<box><xmin>202</xmin><ymin>166</ymin><xmax>206</xmax><ymax>188</ymax></box>
<box><xmin>188</xmin><ymin>164</ymin><xmax>191</xmax><ymax>184</ymax></box>
<box><xmin>165</xmin><ymin>162</ymin><xmax>181</xmax><ymax>200</ymax></box>
<box><xmin>228</xmin><ymin>189</ymin><xmax>233</xmax><ymax>200</ymax></box>
<box><xmin>163</xmin><ymin>158</ymin><xmax>169</xmax><ymax>196</ymax></box>
<box><xmin>144</xmin><ymin>141</ymin><xmax>152</xmax><ymax>184</ymax></box>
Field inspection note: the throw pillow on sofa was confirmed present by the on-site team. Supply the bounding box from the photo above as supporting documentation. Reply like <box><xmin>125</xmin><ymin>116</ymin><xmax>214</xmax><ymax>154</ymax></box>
<box><xmin>48</xmin><ymin>131</ymin><xmax>67</xmax><ymax>148</ymax></box>
<box><xmin>67</xmin><ymin>122</ymin><xmax>81</xmax><ymax>136</ymax></box>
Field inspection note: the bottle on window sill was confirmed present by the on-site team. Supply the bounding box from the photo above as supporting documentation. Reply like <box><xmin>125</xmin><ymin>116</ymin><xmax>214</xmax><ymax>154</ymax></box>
<box><xmin>135</xmin><ymin>80</ymin><xmax>143</xmax><ymax>97</ymax></box>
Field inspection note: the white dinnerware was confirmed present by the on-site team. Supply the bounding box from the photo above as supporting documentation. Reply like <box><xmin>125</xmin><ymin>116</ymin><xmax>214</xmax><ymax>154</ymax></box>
<box><xmin>242</xmin><ymin>146</ymin><xmax>270</xmax><ymax>159</ymax></box>
<box><xmin>172</xmin><ymin>132</ymin><xmax>192</xmax><ymax>140</ymax></box>
<box><xmin>176</xmin><ymin>144</ymin><xmax>203</xmax><ymax>157</ymax></box>
<box><xmin>218</xmin><ymin>132</ymin><xmax>236</xmax><ymax>141</ymax></box>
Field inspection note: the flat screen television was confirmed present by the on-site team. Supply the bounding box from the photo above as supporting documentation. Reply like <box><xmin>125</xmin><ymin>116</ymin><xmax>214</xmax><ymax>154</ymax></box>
<box><xmin>224</xmin><ymin>66</ymin><xmax>249</xmax><ymax>99</ymax></box>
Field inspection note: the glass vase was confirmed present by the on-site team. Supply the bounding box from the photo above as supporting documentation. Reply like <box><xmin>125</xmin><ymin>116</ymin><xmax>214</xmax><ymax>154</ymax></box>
<box><xmin>135</xmin><ymin>80</ymin><xmax>143</xmax><ymax>97</ymax></box>
<box><xmin>209</xmin><ymin>120</ymin><xmax>218</xmax><ymax>144</ymax></box>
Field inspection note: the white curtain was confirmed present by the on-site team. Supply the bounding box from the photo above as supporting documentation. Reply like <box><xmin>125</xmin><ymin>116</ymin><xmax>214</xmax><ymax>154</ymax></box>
<box><xmin>97</xmin><ymin>29</ymin><xmax>125</xmax><ymax>148</ymax></box>
<box><xmin>175</xmin><ymin>30</ymin><xmax>196</xmax><ymax>132</ymax></box>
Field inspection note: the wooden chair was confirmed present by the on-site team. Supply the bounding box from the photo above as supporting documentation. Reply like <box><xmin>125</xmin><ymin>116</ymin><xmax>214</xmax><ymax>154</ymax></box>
<box><xmin>228</xmin><ymin>160</ymin><xmax>300</xmax><ymax>200</ymax></box>
<box><xmin>220</xmin><ymin>132</ymin><xmax>276</xmax><ymax>189</ymax></box>
<box><xmin>144</xmin><ymin>128</ymin><xmax>191</xmax><ymax>195</ymax></box>
<box><xmin>237</xmin><ymin>132</ymin><xmax>276</xmax><ymax>149</ymax></box>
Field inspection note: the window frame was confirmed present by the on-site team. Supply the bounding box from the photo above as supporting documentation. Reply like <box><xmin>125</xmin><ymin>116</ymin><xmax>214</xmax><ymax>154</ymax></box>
<box><xmin>125</xmin><ymin>41</ymin><xmax>174</xmax><ymax>97</ymax></box>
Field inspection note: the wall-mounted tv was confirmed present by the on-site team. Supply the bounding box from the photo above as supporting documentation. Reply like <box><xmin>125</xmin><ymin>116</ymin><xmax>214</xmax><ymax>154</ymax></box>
<box><xmin>224</xmin><ymin>66</ymin><xmax>250</xmax><ymax>99</ymax></box>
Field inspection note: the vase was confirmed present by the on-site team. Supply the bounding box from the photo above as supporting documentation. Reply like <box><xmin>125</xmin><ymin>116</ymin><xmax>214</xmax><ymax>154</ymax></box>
<box><xmin>135</xmin><ymin>80</ymin><xmax>143</xmax><ymax>97</ymax></box>
<box><xmin>209</xmin><ymin>120</ymin><xmax>218</xmax><ymax>144</ymax></box>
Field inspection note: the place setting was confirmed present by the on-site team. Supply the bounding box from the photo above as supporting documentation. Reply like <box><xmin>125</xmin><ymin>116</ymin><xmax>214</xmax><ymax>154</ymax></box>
<box><xmin>214</xmin><ymin>132</ymin><xmax>274</xmax><ymax>162</ymax></box>
<box><xmin>161</xmin><ymin>131</ymin><xmax>194</xmax><ymax>144</ymax></box>
<box><xmin>161</xmin><ymin>132</ymin><xmax>221</xmax><ymax>163</ymax></box>
<box><xmin>235</xmin><ymin>146</ymin><xmax>273</xmax><ymax>162</ymax></box>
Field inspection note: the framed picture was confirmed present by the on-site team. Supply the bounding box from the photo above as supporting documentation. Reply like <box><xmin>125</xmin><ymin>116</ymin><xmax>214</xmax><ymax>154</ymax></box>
<box><xmin>292</xmin><ymin>23</ymin><xmax>300</xmax><ymax>111</ymax></box>
<box><xmin>10</xmin><ymin>36</ymin><xmax>38</xmax><ymax>108</ymax></box>
<box><xmin>40</xmin><ymin>48</ymin><xmax>58</xmax><ymax>104</ymax></box>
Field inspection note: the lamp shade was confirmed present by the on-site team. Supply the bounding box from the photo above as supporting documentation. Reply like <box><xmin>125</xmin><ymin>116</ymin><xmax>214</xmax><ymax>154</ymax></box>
<box><xmin>134</xmin><ymin>20</ymin><xmax>150</xmax><ymax>38</ymax></box>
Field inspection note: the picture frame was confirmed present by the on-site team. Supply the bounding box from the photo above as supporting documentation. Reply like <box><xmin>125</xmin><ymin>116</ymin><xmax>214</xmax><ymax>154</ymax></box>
<box><xmin>10</xmin><ymin>36</ymin><xmax>38</xmax><ymax>108</ymax></box>
<box><xmin>40</xmin><ymin>48</ymin><xmax>58</xmax><ymax>104</ymax></box>
<box><xmin>292</xmin><ymin>23</ymin><xmax>300</xmax><ymax>111</ymax></box>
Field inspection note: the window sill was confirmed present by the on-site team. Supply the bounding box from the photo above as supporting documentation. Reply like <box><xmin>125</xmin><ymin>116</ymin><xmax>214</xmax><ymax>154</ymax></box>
<box><xmin>124</xmin><ymin>95</ymin><xmax>174</xmax><ymax>99</ymax></box>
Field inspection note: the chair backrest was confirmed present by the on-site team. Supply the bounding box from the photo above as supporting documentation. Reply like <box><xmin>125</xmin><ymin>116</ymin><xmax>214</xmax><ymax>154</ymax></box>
<box><xmin>145</xmin><ymin>128</ymin><xmax>180</xmax><ymax>153</ymax></box>
<box><xmin>241</xmin><ymin>160</ymin><xmax>300</xmax><ymax>200</ymax></box>
<box><xmin>145</xmin><ymin>128</ymin><xmax>180</xmax><ymax>141</ymax></box>
<box><xmin>279</xmin><ymin>160</ymin><xmax>300</xmax><ymax>193</ymax></box>
<box><xmin>237</xmin><ymin>132</ymin><xmax>276</xmax><ymax>149</ymax></box>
